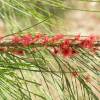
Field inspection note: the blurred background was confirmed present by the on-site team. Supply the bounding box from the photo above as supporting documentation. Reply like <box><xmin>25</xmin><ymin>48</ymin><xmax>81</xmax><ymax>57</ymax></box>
<box><xmin>0</xmin><ymin>0</ymin><xmax>100</xmax><ymax>36</ymax></box>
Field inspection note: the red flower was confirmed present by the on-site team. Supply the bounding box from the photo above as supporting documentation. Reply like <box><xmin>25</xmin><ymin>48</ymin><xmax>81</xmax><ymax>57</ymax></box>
<box><xmin>59</xmin><ymin>39</ymin><xmax>74</xmax><ymax>57</ymax></box>
<box><xmin>60</xmin><ymin>39</ymin><xmax>72</xmax><ymax>49</ymax></box>
<box><xmin>41</xmin><ymin>36</ymin><xmax>49</xmax><ymax>44</ymax></box>
<box><xmin>50</xmin><ymin>34</ymin><xmax>64</xmax><ymax>42</ymax></box>
<box><xmin>61</xmin><ymin>47</ymin><xmax>73</xmax><ymax>57</ymax></box>
<box><xmin>72</xmin><ymin>71</ymin><xmax>79</xmax><ymax>78</ymax></box>
<box><xmin>64</xmin><ymin>39</ymin><xmax>72</xmax><ymax>46</ymax></box>
<box><xmin>80</xmin><ymin>39</ymin><xmax>92</xmax><ymax>48</ymax></box>
<box><xmin>12</xmin><ymin>36</ymin><xmax>21</xmax><ymax>43</ymax></box>
<box><xmin>35</xmin><ymin>33</ymin><xmax>42</xmax><ymax>38</ymax></box>
<box><xmin>21</xmin><ymin>34</ymin><xmax>33</xmax><ymax>46</ymax></box>
<box><xmin>32</xmin><ymin>33</ymin><xmax>42</xmax><ymax>43</ymax></box>
<box><xmin>80</xmin><ymin>35</ymin><xmax>96</xmax><ymax>49</ymax></box>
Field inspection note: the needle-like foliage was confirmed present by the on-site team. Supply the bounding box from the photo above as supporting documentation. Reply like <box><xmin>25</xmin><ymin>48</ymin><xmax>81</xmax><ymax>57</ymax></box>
<box><xmin>0</xmin><ymin>0</ymin><xmax>100</xmax><ymax>100</ymax></box>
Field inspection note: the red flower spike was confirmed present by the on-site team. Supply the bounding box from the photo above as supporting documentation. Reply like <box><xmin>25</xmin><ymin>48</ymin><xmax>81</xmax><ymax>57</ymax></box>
<box><xmin>12</xmin><ymin>36</ymin><xmax>21</xmax><ymax>43</ymax></box>
<box><xmin>21</xmin><ymin>34</ymin><xmax>33</xmax><ymax>46</ymax></box>
<box><xmin>72</xmin><ymin>71</ymin><xmax>79</xmax><ymax>78</ymax></box>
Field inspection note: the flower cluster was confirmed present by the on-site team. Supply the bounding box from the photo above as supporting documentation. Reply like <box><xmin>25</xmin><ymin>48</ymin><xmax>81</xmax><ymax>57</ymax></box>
<box><xmin>12</xmin><ymin>33</ymin><xmax>42</xmax><ymax>46</ymax></box>
<box><xmin>51</xmin><ymin>34</ymin><xmax>98</xmax><ymax>57</ymax></box>
<box><xmin>0</xmin><ymin>33</ymin><xmax>98</xmax><ymax>57</ymax></box>
<box><xmin>80</xmin><ymin>35</ymin><xmax>96</xmax><ymax>49</ymax></box>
